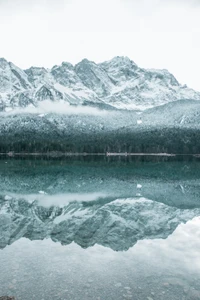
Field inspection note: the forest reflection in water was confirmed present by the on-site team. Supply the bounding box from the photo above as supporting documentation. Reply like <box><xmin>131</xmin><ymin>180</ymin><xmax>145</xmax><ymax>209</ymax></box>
<box><xmin>0</xmin><ymin>156</ymin><xmax>200</xmax><ymax>300</ymax></box>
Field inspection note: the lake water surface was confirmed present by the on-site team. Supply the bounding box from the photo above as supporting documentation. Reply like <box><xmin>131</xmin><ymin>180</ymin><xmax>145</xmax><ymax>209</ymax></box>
<box><xmin>0</xmin><ymin>157</ymin><xmax>200</xmax><ymax>300</ymax></box>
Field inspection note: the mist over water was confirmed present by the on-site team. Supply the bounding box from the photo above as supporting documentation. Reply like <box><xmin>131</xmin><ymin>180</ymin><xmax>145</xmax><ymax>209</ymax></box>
<box><xmin>0</xmin><ymin>156</ymin><xmax>200</xmax><ymax>299</ymax></box>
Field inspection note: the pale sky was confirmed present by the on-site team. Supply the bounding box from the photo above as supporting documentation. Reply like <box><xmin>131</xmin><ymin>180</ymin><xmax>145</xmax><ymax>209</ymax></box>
<box><xmin>0</xmin><ymin>0</ymin><xmax>200</xmax><ymax>90</ymax></box>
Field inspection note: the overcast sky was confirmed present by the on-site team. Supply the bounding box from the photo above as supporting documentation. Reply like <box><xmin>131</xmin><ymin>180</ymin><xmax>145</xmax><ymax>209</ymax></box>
<box><xmin>0</xmin><ymin>0</ymin><xmax>200</xmax><ymax>90</ymax></box>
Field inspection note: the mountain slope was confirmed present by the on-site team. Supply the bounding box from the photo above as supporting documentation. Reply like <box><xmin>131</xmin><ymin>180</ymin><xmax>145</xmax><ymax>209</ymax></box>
<box><xmin>0</xmin><ymin>56</ymin><xmax>200</xmax><ymax>111</ymax></box>
<box><xmin>1</xmin><ymin>100</ymin><xmax>200</xmax><ymax>154</ymax></box>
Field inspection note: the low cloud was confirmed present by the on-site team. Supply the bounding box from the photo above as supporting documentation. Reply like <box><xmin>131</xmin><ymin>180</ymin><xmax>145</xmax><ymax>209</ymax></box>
<box><xmin>3</xmin><ymin>100</ymin><xmax>108</xmax><ymax>116</ymax></box>
<box><xmin>6</xmin><ymin>192</ymin><xmax>107</xmax><ymax>207</ymax></box>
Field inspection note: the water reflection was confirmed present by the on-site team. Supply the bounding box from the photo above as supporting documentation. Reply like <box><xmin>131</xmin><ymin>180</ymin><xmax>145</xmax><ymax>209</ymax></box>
<box><xmin>1</xmin><ymin>195</ymin><xmax>200</xmax><ymax>251</ymax></box>
<box><xmin>0</xmin><ymin>157</ymin><xmax>200</xmax><ymax>299</ymax></box>
<box><xmin>0</xmin><ymin>218</ymin><xmax>200</xmax><ymax>300</ymax></box>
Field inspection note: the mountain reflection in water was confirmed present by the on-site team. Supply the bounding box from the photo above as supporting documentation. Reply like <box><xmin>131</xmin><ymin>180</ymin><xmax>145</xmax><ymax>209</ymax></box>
<box><xmin>0</xmin><ymin>156</ymin><xmax>200</xmax><ymax>300</ymax></box>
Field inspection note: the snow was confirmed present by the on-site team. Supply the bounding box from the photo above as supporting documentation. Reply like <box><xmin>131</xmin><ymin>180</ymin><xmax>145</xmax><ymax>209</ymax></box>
<box><xmin>37</xmin><ymin>193</ymin><xmax>107</xmax><ymax>207</ymax></box>
<box><xmin>112</xmin><ymin>197</ymin><xmax>154</xmax><ymax>205</ymax></box>
<box><xmin>137</xmin><ymin>184</ymin><xmax>142</xmax><ymax>189</ymax></box>
<box><xmin>54</xmin><ymin>83</ymin><xmax>74</xmax><ymax>95</ymax></box>
<box><xmin>38</xmin><ymin>191</ymin><xmax>47</xmax><ymax>194</ymax></box>
<box><xmin>1</xmin><ymin>190</ymin><xmax>200</xmax><ymax>254</ymax></box>
<box><xmin>5</xmin><ymin>107</ymin><xmax>13</xmax><ymax>112</ymax></box>
<box><xmin>54</xmin><ymin>208</ymin><xmax>90</xmax><ymax>224</ymax></box>
<box><xmin>4</xmin><ymin>195</ymin><xmax>12</xmax><ymax>201</ymax></box>
<box><xmin>0</xmin><ymin>56</ymin><xmax>200</xmax><ymax>112</ymax></box>
<box><xmin>180</xmin><ymin>185</ymin><xmax>185</xmax><ymax>194</ymax></box>
<box><xmin>180</xmin><ymin>115</ymin><xmax>186</xmax><ymax>124</ymax></box>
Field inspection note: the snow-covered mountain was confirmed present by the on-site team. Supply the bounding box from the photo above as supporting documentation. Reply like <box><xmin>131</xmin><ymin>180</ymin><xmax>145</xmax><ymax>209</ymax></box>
<box><xmin>1</xmin><ymin>194</ymin><xmax>200</xmax><ymax>251</ymax></box>
<box><xmin>1</xmin><ymin>158</ymin><xmax>200</xmax><ymax>250</ymax></box>
<box><xmin>0</xmin><ymin>56</ymin><xmax>200</xmax><ymax>111</ymax></box>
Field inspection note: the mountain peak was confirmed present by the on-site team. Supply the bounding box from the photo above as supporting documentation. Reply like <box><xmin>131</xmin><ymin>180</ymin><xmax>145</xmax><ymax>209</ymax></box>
<box><xmin>0</xmin><ymin>57</ymin><xmax>9</xmax><ymax>69</ymax></box>
<box><xmin>0</xmin><ymin>57</ymin><xmax>8</xmax><ymax>63</ymax></box>
<box><xmin>51</xmin><ymin>62</ymin><xmax>74</xmax><ymax>73</ymax></box>
<box><xmin>0</xmin><ymin>56</ymin><xmax>200</xmax><ymax>111</ymax></box>
<box><xmin>146</xmin><ymin>68</ymin><xmax>180</xmax><ymax>86</ymax></box>
<box><xmin>76</xmin><ymin>58</ymin><xmax>96</xmax><ymax>66</ymax></box>
<box><xmin>25</xmin><ymin>66</ymin><xmax>47</xmax><ymax>72</ymax></box>
<box><xmin>24</xmin><ymin>66</ymin><xmax>48</xmax><ymax>80</ymax></box>
<box><xmin>101</xmin><ymin>56</ymin><xmax>137</xmax><ymax>67</ymax></box>
<box><xmin>61</xmin><ymin>61</ymin><xmax>74</xmax><ymax>69</ymax></box>
<box><xmin>112</xmin><ymin>55</ymin><xmax>132</xmax><ymax>62</ymax></box>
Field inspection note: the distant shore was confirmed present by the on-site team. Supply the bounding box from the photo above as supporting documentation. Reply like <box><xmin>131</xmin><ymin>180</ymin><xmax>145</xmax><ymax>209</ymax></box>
<box><xmin>1</xmin><ymin>152</ymin><xmax>200</xmax><ymax>157</ymax></box>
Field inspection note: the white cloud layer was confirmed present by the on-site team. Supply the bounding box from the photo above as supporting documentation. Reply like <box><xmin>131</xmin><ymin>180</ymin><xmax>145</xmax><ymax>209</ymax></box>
<box><xmin>2</xmin><ymin>100</ymin><xmax>108</xmax><ymax>115</ymax></box>
<box><xmin>0</xmin><ymin>0</ymin><xmax>200</xmax><ymax>90</ymax></box>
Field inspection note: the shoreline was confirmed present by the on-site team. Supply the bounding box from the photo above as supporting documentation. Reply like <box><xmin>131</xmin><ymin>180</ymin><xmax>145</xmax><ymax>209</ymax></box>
<box><xmin>0</xmin><ymin>152</ymin><xmax>199</xmax><ymax>157</ymax></box>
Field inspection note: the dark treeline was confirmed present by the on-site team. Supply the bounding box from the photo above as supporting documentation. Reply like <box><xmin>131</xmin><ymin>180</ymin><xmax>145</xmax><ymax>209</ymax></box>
<box><xmin>0</xmin><ymin>125</ymin><xmax>200</xmax><ymax>154</ymax></box>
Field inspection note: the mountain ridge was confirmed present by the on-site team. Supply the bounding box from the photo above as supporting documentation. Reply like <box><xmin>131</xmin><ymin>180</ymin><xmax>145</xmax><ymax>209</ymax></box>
<box><xmin>0</xmin><ymin>56</ymin><xmax>200</xmax><ymax>111</ymax></box>
<box><xmin>1</xmin><ymin>194</ymin><xmax>199</xmax><ymax>251</ymax></box>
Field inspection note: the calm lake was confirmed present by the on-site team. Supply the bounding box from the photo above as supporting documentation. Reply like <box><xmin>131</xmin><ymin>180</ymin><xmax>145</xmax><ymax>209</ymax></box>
<box><xmin>0</xmin><ymin>156</ymin><xmax>200</xmax><ymax>300</ymax></box>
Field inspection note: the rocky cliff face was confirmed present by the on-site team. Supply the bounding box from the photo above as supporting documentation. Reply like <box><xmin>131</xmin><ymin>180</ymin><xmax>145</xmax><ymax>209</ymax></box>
<box><xmin>0</xmin><ymin>56</ymin><xmax>200</xmax><ymax>111</ymax></box>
